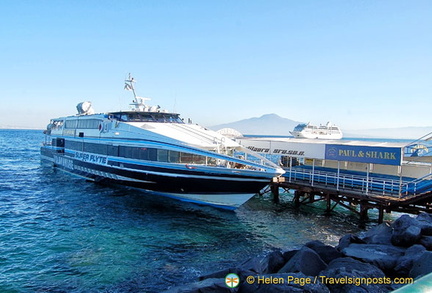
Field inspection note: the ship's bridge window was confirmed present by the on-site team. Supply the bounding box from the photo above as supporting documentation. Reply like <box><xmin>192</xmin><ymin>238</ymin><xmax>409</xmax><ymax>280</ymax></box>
<box><xmin>111</xmin><ymin>112</ymin><xmax>184</xmax><ymax>123</ymax></box>
<box><xmin>50</xmin><ymin>120</ymin><xmax>64</xmax><ymax>129</ymax></box>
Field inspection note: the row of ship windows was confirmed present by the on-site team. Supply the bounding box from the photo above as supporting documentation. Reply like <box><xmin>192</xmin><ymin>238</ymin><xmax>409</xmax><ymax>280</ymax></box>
<box><xmin>63</xmin><ymin>115</ymin><xmax>184</xmax><ymax>129</ymax></box>
<box><xmin>65</xmin><ymin>141</ymin><xmax>208</xmax><ymax>164</ymax></box>
<box><xmin>64</xmin><ymin>119</ymin><xmax>101</xmax><ymax>129</ymax></box>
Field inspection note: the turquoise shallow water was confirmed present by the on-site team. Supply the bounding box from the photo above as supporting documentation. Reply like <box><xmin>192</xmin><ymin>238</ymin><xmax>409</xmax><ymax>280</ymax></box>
<box><xmin>0</xmin><ymin>129</ymin><xmax>383</xmax><ymax>292</ymax></box>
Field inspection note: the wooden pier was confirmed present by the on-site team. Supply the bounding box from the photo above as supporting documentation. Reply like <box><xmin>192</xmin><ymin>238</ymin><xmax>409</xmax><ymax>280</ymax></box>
<box><xmin>269</xmin><ymin>174</ymin><xmax>432</xmax><ymax>225</ymax></box>
<box><xmin>237</xmin><ymin>132</ymin><xmax>432</xmax><ymax>225</ymax></box>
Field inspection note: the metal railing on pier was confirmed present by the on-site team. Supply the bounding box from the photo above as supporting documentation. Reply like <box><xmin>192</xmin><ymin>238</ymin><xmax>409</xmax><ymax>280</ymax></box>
<box><xmin>283</xmin><ymin>167</ymin><xmax>432</xmax><ymax>198</ymax></box>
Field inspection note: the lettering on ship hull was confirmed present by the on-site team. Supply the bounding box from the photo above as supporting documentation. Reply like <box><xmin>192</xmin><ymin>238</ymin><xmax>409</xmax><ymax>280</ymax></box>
<box><xmin>54</xmin><ymin>156</ymin><xmax>74</xmax><ymax>170</ymax></box>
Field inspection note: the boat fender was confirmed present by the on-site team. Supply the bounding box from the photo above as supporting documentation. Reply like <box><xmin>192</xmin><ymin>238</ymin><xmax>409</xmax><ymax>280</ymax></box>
<box><xmin>98</xmin><ymin>122</ymin><xmax>104</xmax><ymax>132</ymax></box>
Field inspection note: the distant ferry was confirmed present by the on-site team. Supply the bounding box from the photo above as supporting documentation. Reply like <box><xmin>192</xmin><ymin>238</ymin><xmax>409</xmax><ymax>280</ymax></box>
<box><xmin>290</xmin><ymin>122</ymin><xmax>343</xmax><ymax>139</ymax></box>
<box><xmin>40</xmin><ymin>75</ymin><xmax>284</xmax><ymax>209</ymax></box>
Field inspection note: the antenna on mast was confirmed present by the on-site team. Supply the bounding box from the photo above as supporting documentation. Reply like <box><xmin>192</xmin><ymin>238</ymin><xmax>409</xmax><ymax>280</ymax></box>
<box><xmin>124</xmin><ymin>73</ymin><xmax>137</xmax><ymax>99</ymax></box>
<box><xmin>124</xmin><ymin>73</ymin><xmax>151</xmax><ymax>111</ymax></box>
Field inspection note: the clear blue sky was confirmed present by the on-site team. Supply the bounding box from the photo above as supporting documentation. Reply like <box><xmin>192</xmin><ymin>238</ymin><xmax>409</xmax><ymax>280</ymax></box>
<box><xmin>1</xmin><ymin>0</ymin><xmax>431</xmax><ymax>130</ymax></box>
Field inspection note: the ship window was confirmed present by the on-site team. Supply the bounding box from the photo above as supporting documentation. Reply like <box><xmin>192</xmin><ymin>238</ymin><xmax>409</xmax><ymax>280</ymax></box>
<box><xmin>65</xmin><ymin>120</ymin><xmax>78</xmax><ymax>129</ymax></box>
<box><xmin>109</xmin><ymin>112</ymin><xmax>184</xmax><ymax>123</ymax></box>
<box><xmin>107</xmin><ymin>145</ymin><xmax>118</xmax><ymax>156</ymax></box>
<box><xmin>119</xmin><ymin>146</ymin><xmax>127</xmax><ymax>158</ymax></box>
<box><xmin>169</xmin><ymin>151</ymin><xmax>180</xmax><ymax>163</ymax></box>
<box><xmin>77</xmin><ymin>119</ymin><xmax>101</xmax><ymax>129</ymax></box>
<box><xmin>65</xmin><ymin>140</ymin><xmax>83</xmax><ymax>151</ymax></box>
<box><xmin>50</xmin><ymin>120</ymin><xmax>64</xmax><ymax>129</ymax></box>
<box><xmin>115</xmin><ymin>146</ymin><xmax>208</xmax><ymax>164</ymax></box>
<box><xmin>118</xmin><ymin>114</ymin><xmax>128</xmax><ymax>121</ymax></box>
<box><xmin>83</xmin><ymin>143</ymin><xmax>107</xmax><ymax>155</ymax></box>
<box><xmin>148</xmin><ymin>148</ymin><xmax>157</xmax><ymax>161</ymax></box>
<box><xmin>157</xmin><ymin>150</ymin><xmax>169</xmax><ymax>162</ymax></box>
<box><xmin>118</xmin><ymin>146</ymin><xmax>158</xmax><ymax>161</ymax></box>
<box><xmin>179</xmin><ymin>153</ymin><xmax>206</xmax><ymax>164</ymax></box>
<box><xmin>119</xmin><ymin>146</ymin><xmax>135</xmax><ymax>159</ymax></box>
<box><xmin>128</xmin><ymin>114</ymin><xmax>143</xmax><ymax>122</ymax></box>
<box><xmin>139</xmin><ymin>147</ymin><xmax>149</xmax><ymax>160</ymax></box>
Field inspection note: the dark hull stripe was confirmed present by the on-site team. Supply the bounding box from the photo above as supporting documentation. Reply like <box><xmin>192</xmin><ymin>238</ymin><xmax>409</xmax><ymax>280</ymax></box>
<box><xmin>41</xmin><ymin>149</ymin><xmax>270</xmax><ymax>194</ymax></box>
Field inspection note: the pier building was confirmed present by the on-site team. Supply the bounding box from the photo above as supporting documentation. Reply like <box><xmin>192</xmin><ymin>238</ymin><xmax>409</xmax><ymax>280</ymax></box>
<box><xmin>235</xmin><ymin>133</ymin><xmax>432</xmax><ymax>223</ymax></box>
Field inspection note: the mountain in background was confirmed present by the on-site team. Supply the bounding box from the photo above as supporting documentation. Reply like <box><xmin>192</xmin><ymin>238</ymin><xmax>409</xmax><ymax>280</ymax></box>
<box><xmin>209</xmin><ymin>113</ymin><xmax>432</xmax><ymax>139</ymax></box>
<box><xmin>209</xmin><ymin>114</ymin><xmax>301</xmax><ymax>136</ymax></box>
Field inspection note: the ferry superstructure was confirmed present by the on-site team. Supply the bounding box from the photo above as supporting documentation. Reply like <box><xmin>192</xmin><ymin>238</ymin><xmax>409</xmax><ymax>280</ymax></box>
<box><xmin>40</xmin><ymin>75</ymin><xmax>284</xmax><ymax>209</ymax></box>
<box><xmin>291</xmin><ymin>122</ymin><xmax>343</xmax><ymax>139</ymax></box>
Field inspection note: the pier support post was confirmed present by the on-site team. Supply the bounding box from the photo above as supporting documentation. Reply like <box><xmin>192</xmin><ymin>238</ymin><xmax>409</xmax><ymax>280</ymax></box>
<box><xmin>271</xmin><ymin>184</ymin><xmax>280</xmax><ymax>204</ymax></box>
<box><xmin>325</xmin><ymin>194</ymin><xmax>332</xmax><ymax>216</ymax></box>
<box><xmin>359</xmin><ymin>203</ymin><xmax>369</xmax><ymax>227</ymax></box>
<box><xmin>308</xmin><ymin>193</ymin><xmax>315</xmax><ymax>203</ymax></box>
<box><xmin>378</xmin><ymin>207</ymin><xmax>384</xmax><ymax>224</ymax></box>
<box><xmin>294</xmin><ymin>190</ymin><xmax>301</xmax><ymax>208</ymax></box>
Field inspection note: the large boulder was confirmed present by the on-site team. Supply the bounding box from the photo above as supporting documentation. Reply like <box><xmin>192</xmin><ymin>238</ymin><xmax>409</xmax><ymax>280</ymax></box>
<box><xmin>342</xmin><ymin>243</ymin><xmax>405</xmax><ymax>274</ymax></box>
<box><xmin>336</xmin><ymin>234</ymin><xmax>365</xmax><ymax>251</ymax></box>
<box><xmin>319</xmin><ymin>257</ymin><xmax>392</xmax><ymax>293</ymax></box>
<box><xmin>410</xmin><ymin>251</ymin><xmax>432</xmax><ymax>278</ymax></box>
<box><xmin>391</xmin><ymin>215</ymin><xmax>422</xmax><ymax>247</ymax></box>
<box><xmin>419</xmin><ymin>235</ymin><xmax>432</xmax><ymax>250</ymax></box>
<box><xmin>304</xmin><ymin>240</ymin><xmax>343</xmax><ymax>264</ymax></box>
<box><xmin>360</xmin><ymin>222</ymin><xmax>393</xmax><ymax>245</ymax></box>
<box><xmin>237</xmin><ymin>250</ymin><xmax>285</xmax><ymax>274</ymax></box>
<box><xmin>394</xmin><ymin>244</ymin><xmax>426</xmax><ymax>276</ymax></box>
<box><xmin>282</xmin><ymin>249</ymin><xmax>298</xmax><ymax>263</ymax></box>
<box><xmin>278</xmin><ymin>246</ymin><xmax>327</xmax><ymax>276</ymax></box>
<box><xmin>416</xmin><ymin>213</ymin><xmax>432</xmax><ymax>235</ymax></box>
<box><xmin>239</xmin><ymin>272</ymin><xmax>330</xmax><ymax>293</ymax></box>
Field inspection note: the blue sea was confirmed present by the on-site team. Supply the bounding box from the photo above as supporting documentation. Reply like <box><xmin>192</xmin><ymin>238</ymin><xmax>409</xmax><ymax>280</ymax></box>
<box><xmin>1</xmin><ymin>129</ymin><xmax>392</xmax><ymax>292</ymax></box>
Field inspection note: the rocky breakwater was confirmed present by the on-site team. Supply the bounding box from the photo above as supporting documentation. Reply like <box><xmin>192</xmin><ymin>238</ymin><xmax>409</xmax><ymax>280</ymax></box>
<box><xmin>165</xmin><ymin>213</ymin><xmax>432</xmax><ymax>292</ymax></box>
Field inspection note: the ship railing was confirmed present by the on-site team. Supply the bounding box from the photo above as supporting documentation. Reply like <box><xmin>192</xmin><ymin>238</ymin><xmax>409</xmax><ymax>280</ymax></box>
<box><xmin>284</xmin><ymin>167</ymin><xmax>422</xmax><ymax>198</ymax></box>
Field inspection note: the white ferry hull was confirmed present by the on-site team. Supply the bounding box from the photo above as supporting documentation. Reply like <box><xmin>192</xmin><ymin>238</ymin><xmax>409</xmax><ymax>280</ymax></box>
<box><xmin>137</xmin><ymin>190</ymin><xmax>256</xmax><ymax>210</ymax></box>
